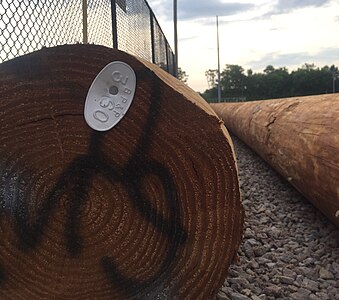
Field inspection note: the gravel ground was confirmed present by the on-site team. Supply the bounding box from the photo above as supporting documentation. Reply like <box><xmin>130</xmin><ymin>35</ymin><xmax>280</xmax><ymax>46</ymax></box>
<box><xmin>218</xmin><ymin>135</ymin><xmax>339</xmax><ymax>300</ymax></box>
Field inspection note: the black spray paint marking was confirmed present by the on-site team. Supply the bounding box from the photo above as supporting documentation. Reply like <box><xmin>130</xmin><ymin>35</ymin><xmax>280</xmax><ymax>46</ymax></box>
<box><xmin>0</xmin><ymin>69</ymin><xmax>187</xmax><ymax>296</ymax></box>
<box><xmin>0</xmin><ymin>264</ymin><xmax>5</xmax><ymax>285</ymax></box>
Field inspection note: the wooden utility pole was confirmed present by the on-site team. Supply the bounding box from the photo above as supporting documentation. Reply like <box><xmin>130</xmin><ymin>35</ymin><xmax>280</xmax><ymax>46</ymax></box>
<box><xmin>212</xmin><ymin>95</ymin><xmax>339</xmax><ymax>227</ymax></box>
<box><xmin>0</xmin><ymin>44</ymin><xmax>243</xmax><ymax>299</ymax></box>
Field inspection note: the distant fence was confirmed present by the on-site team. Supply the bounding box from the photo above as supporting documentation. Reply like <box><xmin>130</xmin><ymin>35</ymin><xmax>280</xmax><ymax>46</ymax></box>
<box><xmin>0</xmin><ymin>0</ymin><xmax>176</xmax><ymax>75</ymax></box>
<box><xmin>205</xmin><ymin>97</ymin><xmax>247</xmax><ymax>103</ymax></box>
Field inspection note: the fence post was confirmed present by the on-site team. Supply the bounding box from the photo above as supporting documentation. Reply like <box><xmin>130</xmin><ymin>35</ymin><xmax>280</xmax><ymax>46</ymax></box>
<box><xmin>165</xmin><ymin>42</ymin><xmax>169</xmax><ymax>73</ymax></box>
<box><xmin>111</xmin><ymin>0</ymin><xmax>118</xmax><ymax>49</ymax></box>
<box><xmin>150</xmin><ymin>14</ymin><xmax>156</xmax><ymax>64</ymax></box>
<box><xmin>82</xmin><ymin>0</ymin><xmax>88</xmax><ymax>44</ymax></box>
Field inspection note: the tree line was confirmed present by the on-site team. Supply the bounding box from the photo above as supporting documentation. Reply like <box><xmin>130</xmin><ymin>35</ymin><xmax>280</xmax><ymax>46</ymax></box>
<box><xmin>201</xmin><ymin>63</ymin><xmax>339</xmax><ymax>102</ymax></box>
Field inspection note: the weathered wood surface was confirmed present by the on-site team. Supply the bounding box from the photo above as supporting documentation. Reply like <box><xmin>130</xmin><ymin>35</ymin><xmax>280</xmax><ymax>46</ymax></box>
<box><xmin>211</xmin><ymin>95</ymin><xmax>339</xmax><ymax>227</ymax></box>
<box><xmin>0</xmin><ymin>45</ymin><xmax>244</xmax><ymax>299</ymax></box>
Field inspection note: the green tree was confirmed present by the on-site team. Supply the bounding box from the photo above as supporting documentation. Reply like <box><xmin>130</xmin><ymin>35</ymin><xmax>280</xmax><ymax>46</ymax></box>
<box><xmin>205</xmin><ymin>69</ymin><xmax>218</xmax><ymax>88</ymax></box>
<box><xmin>220</xmin><ymin>64</ymin><xmax>245</xmax><ymax>98</ymax></box>
<box><xmin>264</xmin><ymin>66</ymin><xmax>290</xmax><ymax>99</ymax></box>
<box><xmin>200</xmin><ymin>87</ymin><xmax>218</xmax><ymax>102</ymax></box>
<box><xmin>177</xmin><ymin>67</ymin><xmax>188</xmax><ymax>83</ymax></box>
<box><xmin>247</xmin><ymin>69</ymin><xmax>253</xmax><ymax>76</ymax></box>
<box><xmin>201</xmin><ymin>63</ymin><xmax>338</xmax><ymax>103</ymax></box>
<box><xmin>264</xmin><ymin>65</ymin><xmax>275</xmax><ymax>74</ymax></box>
<box><xmin>290</xmin><ymin>64</ymin><xmax>332</xmax><ymax>96</ymax></box>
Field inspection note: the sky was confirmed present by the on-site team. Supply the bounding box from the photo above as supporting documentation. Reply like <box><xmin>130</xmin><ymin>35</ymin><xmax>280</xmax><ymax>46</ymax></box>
<box><xmin>147</xmin><ymin>0</ymin><xmax>339</xmax><ymax>92</ymax></box>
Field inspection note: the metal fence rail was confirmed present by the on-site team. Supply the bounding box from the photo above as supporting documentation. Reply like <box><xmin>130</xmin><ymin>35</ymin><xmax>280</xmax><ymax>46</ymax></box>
<box><xmin>0</xmin><ymin>0</ymin><xmax>175</xmax><ymax>75</ymax></box>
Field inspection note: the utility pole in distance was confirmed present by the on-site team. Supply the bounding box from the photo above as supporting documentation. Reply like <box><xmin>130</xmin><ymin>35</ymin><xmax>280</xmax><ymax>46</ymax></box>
<box><xmin>216</xmin><ymin>16</ymin><xmax>221</xmax><ymax>103</ymax></box>
<box><xmin>174</xmin><ymin>0</ymin><xmax>178</xmax><ymax>77</ymax></box>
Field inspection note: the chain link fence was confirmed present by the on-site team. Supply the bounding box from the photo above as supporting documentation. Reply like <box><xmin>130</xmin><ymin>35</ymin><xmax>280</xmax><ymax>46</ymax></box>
<box><xmin>0</xmin><ymin>0</ymin><xmax>176</xmax><ymax>75</ymax></box>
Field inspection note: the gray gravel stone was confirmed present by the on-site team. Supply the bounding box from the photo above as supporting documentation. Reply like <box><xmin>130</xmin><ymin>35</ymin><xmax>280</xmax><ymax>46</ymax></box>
<box><xmin>276</xmin><ymin>275</ymin><xmax>295</xmax><ymax>285</ymax></box>
<box><xmin>263</xmin><ymin>285</ymin><xmax>282</xmax><ymax>296</ymax></box>
<box><xmin>243</xmin><ymin>241</ymin><xmax>255</xmax><ymax>259</ymax></box>
<box><xmin>315</xmin><ymin>292</ymin><xmax>330</xmax><ymax>300</ymax></box>
<box><xmin>230</xmin><ymin>292</ymin><xmax>251</xmax><ymax>300</ymax></box>
<box><xmin>253</xmin><ymin>246</ymin><xmax>266</xmax><ymax>256</ymax></box>
<box><xmin>302</xmin><ymin>278</ymin><xmax>319</xmax><ymax>291</ymax></box>
<box><xmin>282</xmin><ymin>268</ymin><xmax>297</xmax><ymax>279</ymax></box>
<box><xmin>291</xmin><ymin>288</ymin><xmax>311</xmax><ymax>300</ymax></box>
<box><xmin>216</xmin><ymin>293</ymin><xmax>230</xmax><ymax>300</ymax></box>
<box><xmin>217</xmin><ymin>136</ymin><xmax>339</xmax><ymax>300</ymax></box>
<box><xmin>265</xmin><ymin>262</ymin><xmax>276</xmax><ymax>269</ymax></box>
<box><xmin>309</xmin><ymin>294</ymin><xmax>322</xmax><ymax>300</ymax></box>
<box><xmin>319</xmin><ymin>267</ymin><xmax>335</xmax><ymax>279</ymax></box>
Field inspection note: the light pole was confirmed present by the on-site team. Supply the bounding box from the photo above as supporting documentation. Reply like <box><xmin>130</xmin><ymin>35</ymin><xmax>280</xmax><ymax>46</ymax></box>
<box><xmin>216</xmin><ymin>16</ymin><xmax>221</xmax><ymax>103</ymax></box>
<box><xmin>174</xmin><ymin>0</ymin><xmax>178</xmax><ymax>77</ymax></box>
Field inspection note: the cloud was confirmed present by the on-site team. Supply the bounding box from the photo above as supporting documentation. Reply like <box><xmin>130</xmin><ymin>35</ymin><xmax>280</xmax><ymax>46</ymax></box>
<box><xmin>247</xmin><ymin>47</ymin><xmax>339</xmax><ymax>71</ymax></box>
<box><xmin>148</xmin><ymin>0</ymin><xmax>254</xmax><ymax>21</ymax></box>
<box><xmin>178</xmin><ymin>0</ymin><xmax>254</xmax><ymax>20</ymax></box>
<box><xmin>248</xmin><ymin>52</ymin><xmax>309</xmax><ymax>71</ymax></box>
<box><xmin>265</xmin><ymin>0</ymin><xmax>332</xmax><ymax>16</ymax></box>
<box><xmin>149</xmin><ymin>0</ymin><xmax>335</xmax><ymax>23</ymax></box>
<box><xmin>179</xmin><ymin>36</ymin><xmax>198</xmax><ymax>42</ymax></box>
<box><xmin>315</xmin><ymin>47</ymin><xmax>339</xmax><ymax>62</ymax></box>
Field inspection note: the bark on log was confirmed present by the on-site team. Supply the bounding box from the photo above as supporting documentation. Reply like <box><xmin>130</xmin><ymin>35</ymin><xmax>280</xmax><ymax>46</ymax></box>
<box><xmin>211</xmin><ymin>95</ymin><xmax>339</xmax><ymax>227</ymax></box>
<box><xmin>0</xmin><ymin>45</ymin><xmax>244</xmax><ymax>299</ymax></box>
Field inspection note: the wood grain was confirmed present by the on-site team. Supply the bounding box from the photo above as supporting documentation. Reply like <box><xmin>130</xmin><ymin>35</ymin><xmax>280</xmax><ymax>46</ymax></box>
<box><xmin>212</xmin><ymin>95</ymin><xmax>339</xmax><ymax>227</ymax></box>
<box><xmin>0</xmin><ymin>44</ymin><xmax>243</xmax><ymax>299</ymax></box>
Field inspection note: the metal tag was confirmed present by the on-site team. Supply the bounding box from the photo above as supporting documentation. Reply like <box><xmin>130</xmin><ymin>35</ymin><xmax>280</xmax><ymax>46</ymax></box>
<box><xmin>84</xmin><ymin>61</ymin><xmax>136</xmax><ymax>131</ymax></box>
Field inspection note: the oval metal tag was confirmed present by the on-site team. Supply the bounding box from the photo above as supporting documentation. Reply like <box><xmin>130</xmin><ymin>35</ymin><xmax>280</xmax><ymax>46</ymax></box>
<box><xmin>84</xmin><ymin>61</ymin><xmax>136</xmax><ymax>131</ymax></box>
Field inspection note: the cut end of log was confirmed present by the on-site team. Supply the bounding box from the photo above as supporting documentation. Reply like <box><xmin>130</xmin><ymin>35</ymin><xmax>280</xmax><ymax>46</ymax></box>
<box><xmin>0</xmin><ymin>45</ymin><xmax>243</xmax><ymax>299</ymax></box>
